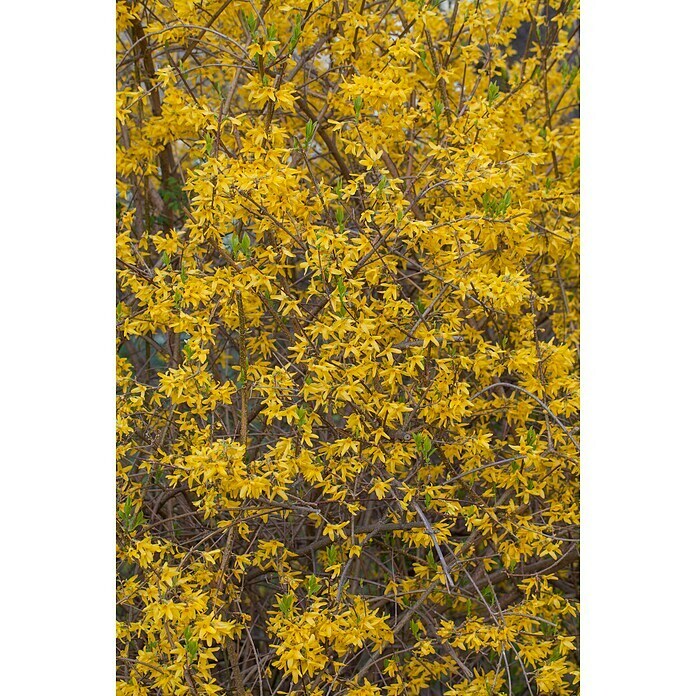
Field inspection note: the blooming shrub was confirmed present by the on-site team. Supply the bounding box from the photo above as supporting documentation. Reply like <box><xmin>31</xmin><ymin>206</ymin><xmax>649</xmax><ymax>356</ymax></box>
<box><xmin>116</xmin><ymin>0</ymin><xmax>579</xmax><ymax>694</ymax></box>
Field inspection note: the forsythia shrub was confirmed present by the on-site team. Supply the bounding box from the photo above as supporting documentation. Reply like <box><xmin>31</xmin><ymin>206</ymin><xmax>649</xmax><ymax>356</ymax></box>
<box><xmin>116</xmin><ymin>0</ymin><xmax>579</xmax><ymax>694</ymax></box>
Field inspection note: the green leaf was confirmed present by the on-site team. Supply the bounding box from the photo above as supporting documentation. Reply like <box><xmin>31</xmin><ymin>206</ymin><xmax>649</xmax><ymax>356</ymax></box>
<box><xmin>426</xmin><ymin>549</ymin><xmax>436</xmax><ymax>571</ymax></box>
<box><xmin>335</xmin><ymin>206</ymin><xmax>345</xmax><ymax>232</ymax></box>
<box><xmin>245</xmin><ymin>12</ymin><xmax>257</xmax><ymax>35</ymax></box>
<box><xmin>304</xmin><ymin>119</ymin><xmax>317</xmax><ymax>146</ymax></box>
<box><xmin>289</xmin><ymin>16</ymin><xmax>302</xmax><ymax>51</ymax></box>
<box><xmin>306</xmin><ymin>575</ymin><xmax>319</xmax><ymax>595</ymax></box>
<box><xmin>278</xmin><ymin>594</ymin><xmax>293</xmax><ymax>616</ymax></box>
<box><xmin>487</xmin><ymin>81</ymin><xmax>500</xmax><ymax>103</ymax></box>
<box><xmin>418</xmin><ymin>48</ymin><xmax>435</xmax><ymax>75</ymax></box>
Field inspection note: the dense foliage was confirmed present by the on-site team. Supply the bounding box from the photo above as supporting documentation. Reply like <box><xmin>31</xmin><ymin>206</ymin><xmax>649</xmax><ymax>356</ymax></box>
<box><xmin>116</xmin><ymin>0</ymin><xmax>579</xmax><ymax>693</ymax></box>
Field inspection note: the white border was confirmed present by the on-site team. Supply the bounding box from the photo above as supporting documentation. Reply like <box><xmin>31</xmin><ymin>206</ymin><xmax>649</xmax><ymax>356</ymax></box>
<box><xmin>0</xmin><ymin>1</ymin><xmax>114</xmax><ymax>693</ymax></box>
<box><xmin>582</xmin><ymin>1</ymin><xmax>696</xmax><ymax>692</ymax></box>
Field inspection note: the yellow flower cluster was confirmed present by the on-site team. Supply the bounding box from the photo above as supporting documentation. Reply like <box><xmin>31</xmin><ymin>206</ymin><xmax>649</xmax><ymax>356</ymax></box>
<box><xmin>117</xmin><ymin>0</ymin><xmax>579</xmax><ymax>693</ymax></box>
